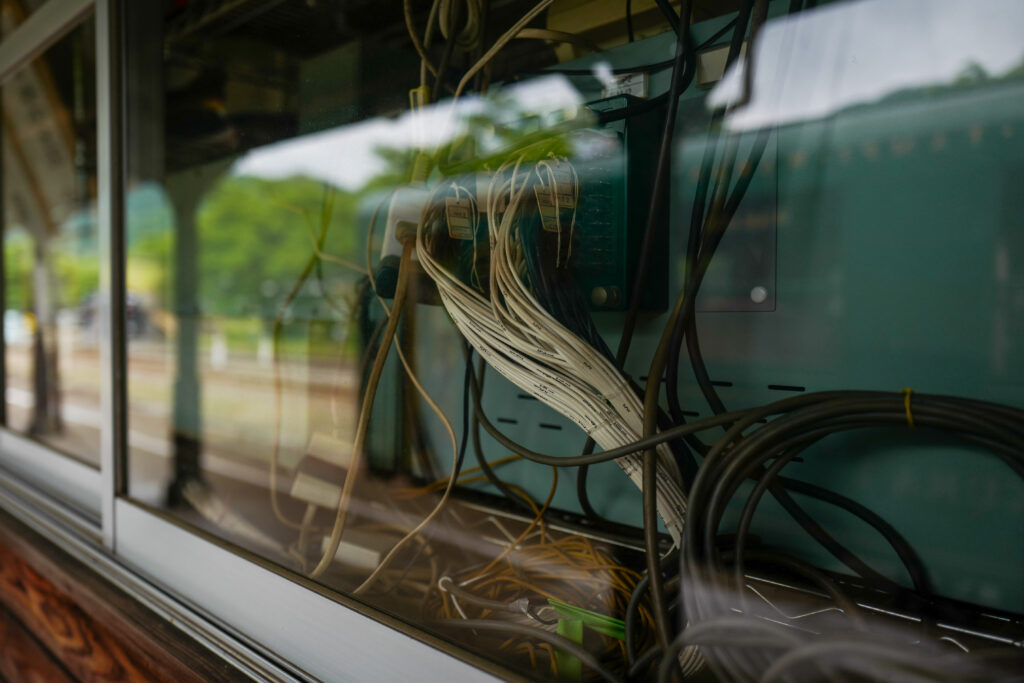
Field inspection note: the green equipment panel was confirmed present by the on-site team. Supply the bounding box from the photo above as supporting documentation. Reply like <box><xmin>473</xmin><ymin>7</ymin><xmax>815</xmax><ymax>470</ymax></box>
<box><xmin>402</xmin><ymin>15</ymin><xmax>1024</xmax><ymax>616</ymax></box>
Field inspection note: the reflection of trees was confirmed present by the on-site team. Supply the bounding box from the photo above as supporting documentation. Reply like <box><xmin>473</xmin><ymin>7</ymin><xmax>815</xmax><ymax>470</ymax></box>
<box><xmin>127</xmin><ymin>175</ymin><xmax>362</xmax><ymax>332</ymax></box>
<box><xmin>195</xmin><ymin>175</ymin><xmax>359</xmax><ymax>320</ymax></box>
<box><xmin>364</xmin><ymin>96</ymin><xmax>587</xmax><ymax>191</ymax></box>
<box><xmin>875</xmin><ymin>52</ymin><xmax>1024</xmax><ymax>108</ymax></box>
<box><xmin>123</xmin><ymin>81</ymin><xmax>592</xmax><ymax>499</ymax></box>
<box><xmin>157</xmin><ymin>92</ymin><xmax>590</xmax><ymax>331</ymax></box>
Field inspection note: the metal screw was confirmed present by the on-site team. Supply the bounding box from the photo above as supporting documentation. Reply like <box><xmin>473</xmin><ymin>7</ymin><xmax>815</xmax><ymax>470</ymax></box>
<box><xmin>591</xmin><ymin>286</ymin><xmax>621</xmax><ymax>307</ymax></box>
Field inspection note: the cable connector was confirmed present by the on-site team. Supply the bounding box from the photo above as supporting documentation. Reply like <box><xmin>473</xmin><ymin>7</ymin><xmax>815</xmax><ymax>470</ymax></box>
<box><xmin>376</xmin><ymin>186</ymin><xmax>429</xmax><ymax>297</ymax></box>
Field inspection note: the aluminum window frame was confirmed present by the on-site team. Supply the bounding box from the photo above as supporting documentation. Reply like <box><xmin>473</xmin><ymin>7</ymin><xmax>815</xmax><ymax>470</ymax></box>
<box><xmin>0</xmin><ymin>0</ymin><xmax>103</xmax><ymax>523</ymax></box>
<box><xmin>0</xmin><ymin>1</ymin><xmax>500</xmax><ymax>679</ymax></box>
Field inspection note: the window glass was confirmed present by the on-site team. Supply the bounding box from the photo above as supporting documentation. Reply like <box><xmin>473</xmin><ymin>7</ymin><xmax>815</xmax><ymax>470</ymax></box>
<box><xmin>3</xmin><ymin>17</ymin><xmax>98</xmax><ymax>465</ymax></box>
<box><xmin>124</xmin><ymin>0</ymin><xmax>1024</xmax><ymax>679</ymax></box>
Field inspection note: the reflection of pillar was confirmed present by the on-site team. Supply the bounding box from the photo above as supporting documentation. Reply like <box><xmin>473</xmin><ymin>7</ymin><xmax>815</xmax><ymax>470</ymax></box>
<box><xmin>2</xmin><ymin>99</ymin><xmax>62</xmax><ymax>436</ymax></box>
<box><xmin>28</xmin><ymin>238</ymin><xmax>61</xmax><ymax>436</ymax></box>
<box><xmin>167</xmin><ymin>177</ymin><xmax>202</xmax><ymax>504</ymax></box>
<box><xmin>164</xmin><ymin>163</ymin><xmax>229</xmax><ymax>505</ymax></box>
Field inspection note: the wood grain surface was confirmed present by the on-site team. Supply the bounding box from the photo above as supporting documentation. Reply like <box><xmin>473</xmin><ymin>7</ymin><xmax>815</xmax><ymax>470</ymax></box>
<box><xmin>0</xmin><ymin>508</ymin><xmax>243</xmax><ymax>682</ymax></box>
<box><xmin>0</xmin><ymin>603</ymin><xmax>73</xmax><ymax>683</ymax></box>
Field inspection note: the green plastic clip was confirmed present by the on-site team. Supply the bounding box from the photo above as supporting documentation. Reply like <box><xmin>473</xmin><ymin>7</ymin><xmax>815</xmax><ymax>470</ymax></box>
<box><xmin>547</xmin><ymin>598</ymin><xmax>626</xmax><ymax>641</ymax></box>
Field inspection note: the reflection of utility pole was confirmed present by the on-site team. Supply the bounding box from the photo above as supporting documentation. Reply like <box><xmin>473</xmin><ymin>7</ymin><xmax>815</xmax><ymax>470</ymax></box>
<box><xmin>167</xmin><ymin>175</ymin><xmax>201</xmax><ymax>504</ymax></box>
<box><xmin>124</xmin><ymin>0</ymin><xmax>213</xmax><ymax>506</ymax></box>
<box><xmin>29</xmin><ymin>238</ymin><xmax>60</xmax><ymax>435</ymax></box>
<box><xmin>164</xmin><ymin>162</ymin><xmax>230</xmax><ymax>505</ymax></box>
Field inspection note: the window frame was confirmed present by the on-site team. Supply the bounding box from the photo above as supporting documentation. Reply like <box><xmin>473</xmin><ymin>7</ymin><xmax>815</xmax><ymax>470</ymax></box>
<box><xmin>0</xmin><ymin>1</ymin><xmax>502</xmax><ymax>679</ymax></box>
<box><xmin>0</xmin><ymin>0</ymin><xmax>102</xmax><ymax>521</ymax></box>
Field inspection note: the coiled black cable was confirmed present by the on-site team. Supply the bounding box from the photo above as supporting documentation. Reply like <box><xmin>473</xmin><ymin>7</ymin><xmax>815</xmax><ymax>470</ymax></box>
<box><xmin>675</xmin><ymin>391</ymin><xmax>1024</xmax><ymax>681</ymax></box>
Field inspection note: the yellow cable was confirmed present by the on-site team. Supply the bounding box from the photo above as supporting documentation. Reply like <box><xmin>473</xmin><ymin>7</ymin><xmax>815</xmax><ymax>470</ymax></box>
<box><xmin>350</xmin><ymin>202</ymin><xmax>461</xmax><ymax>595</ymax></box>
<box><xmin>453</xmin><ymin>0</ymin><xmax>556</xmax><ymax>100</ymax></box>
<box><xmin>310</xmin><ymin>243</ymin><xmax>414</xmax><ymax>577</ymax></box>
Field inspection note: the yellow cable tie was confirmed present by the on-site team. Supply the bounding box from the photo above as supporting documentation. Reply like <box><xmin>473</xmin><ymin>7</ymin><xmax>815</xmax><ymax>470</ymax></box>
<box><xmin>901</xmin><ymin>388</ymin><xmax>915</xmax><ymax>428</ymax></box>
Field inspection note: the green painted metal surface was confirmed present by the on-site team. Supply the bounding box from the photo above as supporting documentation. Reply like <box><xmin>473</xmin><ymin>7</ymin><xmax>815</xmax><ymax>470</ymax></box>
<box><xmin>398</xmin><ymin>11</ymin><xmax>1024</xmax><ymax>615</ymax></box>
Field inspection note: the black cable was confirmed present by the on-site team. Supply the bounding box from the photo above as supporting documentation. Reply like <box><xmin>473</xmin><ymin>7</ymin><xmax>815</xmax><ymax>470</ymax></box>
<box><xmin>652</xmin><ymin>0</ymin><xmax>680</xmax><ymax>36</ymax></box>
<box><xmin>576</xmin><ymin>389</ymin><xmax>697</xmax><ymax>542</ymax></box>
<box><xmin>471</xmin><ymin>382</ymin><xmax>824</xmax><ymax>467</ymax></box>
<box><xmin>679</xmin><ymin>394</ymin><xmax>1024</xmax><ymax>682</ymax></box>
<box><xmin>624</xmin><ymin>571</ymin><xmax>650</xmax><ymax>665</ymax></box>
<box><xmin>469</xmin><ymin>374</ymin><xmax>1017</xmax><ymax>608</ymax></box>
<box><xmin>777</xmin><ymin>474</ymin><xmax>933</xmax><ymax>594</ymax></box>
<box><xmin>667</xmin><ymin>0</ymin><xmax>761</xmax><ymax>428</ymax></box>
<box><xmin>641</xmin><ymin>3</ymin><xmax>696</xmax><ymax>650</ymax></box>
<box><xmin>625</xmin><ymin>549</ymin><xmax>677</xmax><ymax>665</ymax></box>
<box><xmin>666</xmin><ymin>0</ymin><xmax>803</xmax><ymax>433</ymax></box>
<box><xmin>467</xmin><ymin>352</ymin><xmax>537</xmax><ymax>516</ymax></box>
<box><xmin>456</xmin><ymin>343</ymin><xmax>473</xmax><ymax>476</ymax></box>
<box><xmin>477</xmin><ymin>331</ymin><xmax>713</xmax><ymax>479</ymax></box>
<box><xmin>615</xmin><ymin>0</ymin><xmax>694</xmax><ymax>366</ymax></box>
<box><xmin>521</xmin><ymin>212</ymin><xmax>613</xmax><ymax>361</ymax></box>
<box><xmin>642</xmin><ymin>447</ymin><xmax>669</xmax><ymax>648</ymax></box>
<box><xmin>725</xmin><ymin>0</ymin><xmax>754</xmax><ymax>73</ymax></box>
<box><xmin>627</xmin><ymin>646</ymin><xmax>661</xmax><ymax>680</ymax></box>
<box><xmin>573</xmin><ymin>0</ymin><xmax>699</xmax><ymax>540</ymax></box>
<box><xmin>626</xmin><ymin>0</ymin><xmax>635</xmax><ymax>42</ymax></box>
<box><xmin>431</xmin><ymin>0</ymin><xmax>462</xmax><ymax>98</ymax></box>
<box><xmin>435</xmin><ymin>620</ymin><xmax>626</xmax><ymax>683</ymax></box>
<box><xmin>369</xmin><ymin>343</ymin><xmax>476</xmax><ymax>598</ymax></box>
<box><xmin>653</xmin><ymin>52</ymin><xmax>917</xmax><ymax>614</ymax></box>
<box><xmin>729</xmin><ymin>414</ymin><xmax>1024</xmax><ymax>595</ymax></box>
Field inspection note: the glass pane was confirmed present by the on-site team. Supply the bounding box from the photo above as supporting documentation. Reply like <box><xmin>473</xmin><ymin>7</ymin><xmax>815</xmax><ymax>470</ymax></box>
<box><xmin>3</xmin><ymin>17</ymin><xmax>98</xmax><ymax>466</ymax></box>
<box><xmin>124</xmin><ymin>0</ymin><xmax>1024</xmax><ymax>679</ymax></box>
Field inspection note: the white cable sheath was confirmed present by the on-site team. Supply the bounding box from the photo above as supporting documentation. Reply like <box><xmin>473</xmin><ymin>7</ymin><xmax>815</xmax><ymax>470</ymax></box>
<box><xmin>416</xmin><ymin>159</ymin><xmax>688</xmax><ymax>542</ymax></box>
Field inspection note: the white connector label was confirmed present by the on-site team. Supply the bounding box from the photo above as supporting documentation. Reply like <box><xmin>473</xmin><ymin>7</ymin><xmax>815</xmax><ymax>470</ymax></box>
<box><xmin>445</xmin><ymin>197</ymin><xmax>475</xmax><ymax>240</ymax></box>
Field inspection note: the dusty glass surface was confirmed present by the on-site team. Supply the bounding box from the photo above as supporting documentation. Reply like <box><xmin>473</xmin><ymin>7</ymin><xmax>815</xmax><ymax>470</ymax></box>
<box><xmin>3</xmin><ymin>17</ymin><xmax>98</xmax><ymax>465</ymax></box>
<box><xmin>124</xmin><ymin>0</ymin><xmax>1024</xmax><ymax>679</ymax></box>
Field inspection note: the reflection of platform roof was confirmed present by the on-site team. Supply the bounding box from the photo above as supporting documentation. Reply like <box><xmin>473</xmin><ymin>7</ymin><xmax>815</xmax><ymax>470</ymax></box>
<box><xmin>1</xmin><ymin>0</ymin><xmax>79</xmax><ymax>238</ymax></box>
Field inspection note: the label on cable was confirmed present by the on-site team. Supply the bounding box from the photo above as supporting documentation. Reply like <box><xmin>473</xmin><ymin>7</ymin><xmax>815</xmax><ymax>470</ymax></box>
<box><xmin>534</xmin><ymin>184</ymin><xmax>560</xmax><ymax>233</ymax></box>
<box><xmin>541</xmin><ymin>162</ymin><xmax>577</xmax><ymax>209</ymax></box>
<box><xmin>445</xmin><ymin>197</ymin><xmax>475</xmax><ymax>240</ymax></box>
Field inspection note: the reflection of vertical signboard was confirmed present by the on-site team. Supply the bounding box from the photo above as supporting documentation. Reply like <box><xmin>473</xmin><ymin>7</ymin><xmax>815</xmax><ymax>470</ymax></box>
<box><xmin>1</xmin><ymin>0</ymin><xmax>78</xmax><ymax>238</ymax></box>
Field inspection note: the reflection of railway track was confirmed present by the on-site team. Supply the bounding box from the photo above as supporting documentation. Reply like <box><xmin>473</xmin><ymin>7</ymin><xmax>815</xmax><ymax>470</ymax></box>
<box><xmin>5</xmin><ymin>344</ymin><xmax>362</xmax><ymax>476</ymax></box>
<box><xmin>6</xmin><ymin>345</ymin><xmax>359</xmax><ymax>395</ymax></box>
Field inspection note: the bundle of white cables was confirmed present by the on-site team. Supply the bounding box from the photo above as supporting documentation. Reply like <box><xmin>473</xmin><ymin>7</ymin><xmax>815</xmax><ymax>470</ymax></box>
<box><xmin>416</xmin><ymin>155</ymin><xmax>689</xmax><ymax>544</ymax></box>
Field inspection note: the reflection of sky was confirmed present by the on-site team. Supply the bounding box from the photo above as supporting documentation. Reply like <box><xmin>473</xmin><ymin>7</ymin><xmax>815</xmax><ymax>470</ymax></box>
<box><xmin>231</xmin><ymin>75</ymin><xmax>584</xmax><ymax>190</ymax></box>
<box><xmin>709</xmin><ymin>0</ymin><xmax>1024</xmax><ymax>130</ymax></box>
